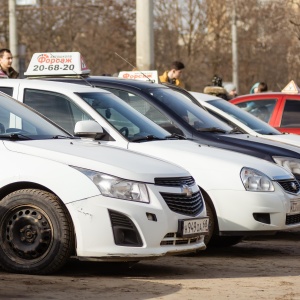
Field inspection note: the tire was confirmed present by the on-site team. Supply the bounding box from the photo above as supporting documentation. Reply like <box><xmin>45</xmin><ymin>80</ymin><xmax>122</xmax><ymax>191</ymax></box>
<box><xmin>0</xmin><ymin>189</ymin><xmax>73</xmax><ymax>275</ymax></box>
<box><xmin>208</xmin><ymin>235</ymin><xmax>244</xmax><ymax>247</ymax></box>
<box><xmin>204</xmin><ymin>200</ymin><xmax>215</xmax><ymax>246</ymax></box>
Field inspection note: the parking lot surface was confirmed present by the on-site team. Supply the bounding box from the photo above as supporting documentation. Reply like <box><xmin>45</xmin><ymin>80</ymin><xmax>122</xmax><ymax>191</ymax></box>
<box><xmin>0</xmin><ymin>230</ymin><xmax>299</xmax><ymax>300</ymax></box>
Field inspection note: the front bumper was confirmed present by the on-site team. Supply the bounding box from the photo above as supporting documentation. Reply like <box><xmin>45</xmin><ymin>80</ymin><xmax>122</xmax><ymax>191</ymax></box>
<box><xmin>66</xmin><ymin>194</ymin><xmax>206</xmax><ymax>260</ymax></box>
<box><xmin>207</xmin><ymin>184</ymin><xmax>300</xmax><ymax>234</ymax></box>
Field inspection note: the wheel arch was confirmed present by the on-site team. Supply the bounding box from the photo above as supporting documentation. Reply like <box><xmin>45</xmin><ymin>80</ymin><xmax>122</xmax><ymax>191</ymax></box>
<box><xmin>0</xmin><ymin>182</ymin><xmax>76</xmax><ymax>255</ymax></box>
<box><xmin>199</xmin><ymin>186</ymin><xmax>219</xmax><ymax>235</ymax></box>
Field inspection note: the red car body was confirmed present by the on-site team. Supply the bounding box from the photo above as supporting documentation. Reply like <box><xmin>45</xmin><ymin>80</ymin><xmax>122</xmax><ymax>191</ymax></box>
<box><xmin>230</xmin><ymin>92</ymin><xmax>300</xmax><ymax>134</ymax></box>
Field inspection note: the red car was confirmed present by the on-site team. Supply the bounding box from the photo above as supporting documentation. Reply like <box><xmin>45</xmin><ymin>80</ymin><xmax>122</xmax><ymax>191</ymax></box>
<box><xmin>230</xmin><ymin>88</ymin><xmax>300</xmax><ymax>134</ymax></box>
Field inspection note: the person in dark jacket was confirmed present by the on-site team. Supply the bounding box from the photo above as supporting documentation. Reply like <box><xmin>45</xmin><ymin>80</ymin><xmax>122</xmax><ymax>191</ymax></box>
<box><xmin>0</xmin><ymin>48</ymin><xmax>19</xmax><ymax>78</ymax></box>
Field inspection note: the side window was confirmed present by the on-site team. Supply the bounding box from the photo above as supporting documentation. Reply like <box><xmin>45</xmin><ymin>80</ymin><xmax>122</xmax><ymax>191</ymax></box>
<box><xmin>235</xmin><ymin>99</ymin><xmax>276</xmax><ymax>123</ymax></box>
<box><xmin>0</xmin><ymin>109</ymin><xmax>11</xmax><ymax>133</ymax></box>
<box><xmin>281</xmin><ymin>99</ymin><xmax>300</xmax><ymax>127</ymax></box>
<box><xmin>104</xmin><ymin>88</ymin><xmax>174</xmax><ymax>129</ymax></box>
<box><xmin>0</xmin><ymin>87</ymin><xmax>13</xmax><ymax>97</ymax></box>
<box><xmin>23</xmin><ymin>89</ymin><xmax>92</xmax><ymax>134</ymax></box>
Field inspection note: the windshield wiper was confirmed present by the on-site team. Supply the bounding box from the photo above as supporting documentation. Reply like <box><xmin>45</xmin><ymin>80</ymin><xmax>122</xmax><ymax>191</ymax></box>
<box><xmin>165</xmin><ymin>133</ymin><xmax>187</xmax><ymax>140</ymax></box>
<box><xmin>0</xmin><ymin>133</ymin><xmax>32</xmax><ymax>140</ymax></box>
<box><xmin>131</xmin><ymin>135</ymin><xmax>166</xmax><ymax>142</ymax></box>
<box><xmin>196</xmin><ymin>127</ymin><xmax>227</xmax><ymax>133</ymax></box>
<box><xmin>229</xmin><ymin>127</ymin><xmax>244</xmax><ymax>134</ymax></box>
<box><xmin>52</xmin><ymin>135</ymin><xmax>74</xmax><ymax>139</ymax></box>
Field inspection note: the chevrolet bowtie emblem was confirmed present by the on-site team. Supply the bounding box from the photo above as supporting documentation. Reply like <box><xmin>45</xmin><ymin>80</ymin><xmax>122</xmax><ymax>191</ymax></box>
<box><xmin>291</xmin><ymin>182</ymin><xmax>297</xmax><ymax>191</ymax></box>
<box><xmin>181</xmin><ymin>184</ymin><xmax>193</xmax><ymax>197</ymax></box>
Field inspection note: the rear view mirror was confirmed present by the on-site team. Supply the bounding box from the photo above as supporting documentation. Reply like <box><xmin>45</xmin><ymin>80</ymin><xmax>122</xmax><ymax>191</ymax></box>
<box><xmin>74</xmin><ymin>120</ymin><xmax>104</xmax><ymax>140</ymax></box>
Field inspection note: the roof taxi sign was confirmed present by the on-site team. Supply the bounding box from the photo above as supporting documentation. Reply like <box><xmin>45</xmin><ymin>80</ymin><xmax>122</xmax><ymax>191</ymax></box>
<box><xmin>24</xmin><ymin>52</ymin><xmax>91</xmax><ymax>77</ymax></box>
<box><xmin>118</xmin><ymin>70</ymin><xmax>159</xmax><ymax>83</ymax></box>
<box><xmin>281</xmin><ymin>80</ymin><xmax>300</xmax><ymax>94</ymax></box>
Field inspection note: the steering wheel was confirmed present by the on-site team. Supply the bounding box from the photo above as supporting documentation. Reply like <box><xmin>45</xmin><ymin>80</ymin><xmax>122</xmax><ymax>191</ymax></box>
<box><xmin>119</xmin><ymin>126</ymin><xmax>129</xmax><ymax>137</ymax></box>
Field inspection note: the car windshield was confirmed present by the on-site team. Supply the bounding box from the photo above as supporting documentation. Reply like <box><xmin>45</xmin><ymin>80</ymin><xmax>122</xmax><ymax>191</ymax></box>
<box><xmin>76</xmin><ymin>92</ymin><xmax>172</xmax><ymax>141</ymax></box>
<box><xmin>209</xmin><ymin>99</ymin><xmax>281</xmax><ymax>135</ymax></box>
<box><xmin>0</xmin><ymin>93</ymin><xmax>72</xmax><ymax>140</ymax></box>
<box><xmin>145</xmin><ymin>88</ymin><xmax>234</xmax><ymax>132</ymax></box>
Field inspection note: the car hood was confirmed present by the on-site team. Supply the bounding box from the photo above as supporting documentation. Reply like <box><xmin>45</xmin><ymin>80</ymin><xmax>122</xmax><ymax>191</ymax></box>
<box><xmin>226</xmin><ymin>134</ymin><xmax>300</xmax><ymax>157</ymax></box>
<box><xmin>128</xmin><ymin>139</ymin><xmax>293</xmax><ymax>190</ymax></box>
<box><xmin>260</xmin><ymin>133</ymin><xmax>300</xmax><ymax>148</ymax></box>
<box><xmin>3</xmin><ymin>139</ymin><xmax>189</xmax><ymax>183</ymax></box>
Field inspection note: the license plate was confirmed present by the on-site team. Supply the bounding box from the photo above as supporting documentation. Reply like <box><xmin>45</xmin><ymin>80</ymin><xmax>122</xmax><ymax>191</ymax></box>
<box><xmin>178</xmin><ymin>217</ymin><xmax>209</xmax><ymax>237</ymax></box>
<box><xmin>290</xmin><ymin>200</ymin><xmax>300</xmax><ymax>214</ymax></box>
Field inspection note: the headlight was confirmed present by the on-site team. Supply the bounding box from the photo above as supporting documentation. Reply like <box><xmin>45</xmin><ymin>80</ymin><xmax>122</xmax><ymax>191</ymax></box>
<box><xmin>273</xmin><ymin>156</ymin><xmax>300</xmax><ymax>175</ymax></box>
<box><xmin>240</xmin><ymin>167</ymin><xmax>274</xmax><ymax>192</ymax></box>
<box><xmin>72</xmin><ymin>167</ymin><xmax>150</xmax><ymax>203</ymax></box>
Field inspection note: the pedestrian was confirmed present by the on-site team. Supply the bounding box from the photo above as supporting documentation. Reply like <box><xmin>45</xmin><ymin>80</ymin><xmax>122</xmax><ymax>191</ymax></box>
<box><xmin>0</xmin><ymin>48</ymin><xmax>19</xmax><ymax>78</ymax></box>
<box><xmin>250</xmin><ymin>82</ymin><xmax>259</xmax><ymax>94</ymax></box>
<box><xmin>211</xmin><ymin>74</ymin><xmax>223</xmax><ymax>87</ymax></box>
<box><xmin>203</xmin><ymin>75</ymin><xmax>230</xmax><ymax>100</ymax></box>
<box><xmin>224</xmin><ymin>83</ymin><xmax>238</xmax><ymax>99</ymax></box>
<box><xmin>257</xmin><ymin>82</ymin><xmax>268</xmax><ymax>93</ymax></box>
<box><xmin>159</xmin><ymin>61</ymin><xmax>185</xmax><ymax>87</ymax></box>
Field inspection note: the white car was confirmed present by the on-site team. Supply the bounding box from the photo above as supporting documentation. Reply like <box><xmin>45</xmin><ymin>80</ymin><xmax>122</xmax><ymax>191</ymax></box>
<box><xmin>189</xmin><ymin>91</ymin><xmax>300</xmax><ymax>147</ymax></box>
<box><xmin>1</xmin><ymin>78</ymin><xmax>300</xmax><ymax>249</ymax></box>
<box><xmin>0</xmin><ymin>91</ymin><xmax>208</xmax><ymax>275</ymax></box>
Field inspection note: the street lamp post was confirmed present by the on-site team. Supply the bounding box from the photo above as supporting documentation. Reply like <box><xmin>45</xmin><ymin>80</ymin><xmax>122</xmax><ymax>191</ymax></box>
<box><xmin>136</xmin><ymin>0</ymin><xmax>154</xmax><ymax>70</ymax></box>
<box><xmin>231</xmin><ymin>0</ymin><xmax>239</xmax><ymax>94</ymax></box>
<box><xmin>8</xmin><ymin>0</ymin><xmax>19</xmax><ymax>71</ymax></box>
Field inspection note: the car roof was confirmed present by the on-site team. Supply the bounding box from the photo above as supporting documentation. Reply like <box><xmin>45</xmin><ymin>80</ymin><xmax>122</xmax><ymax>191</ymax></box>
<box><xmin>87</xmin><ymin>76</ymin><xmax>165</xmax><ymax>89</ymax></box>
<box><xmin>232</xmin><ymin>92</ymin><xmax>300</xmax><ymax>100</ymax></box>
<box><xmin>1</xmin><ymin>78</ymin><xmax>111</xmax><ymax>94</ymax></box>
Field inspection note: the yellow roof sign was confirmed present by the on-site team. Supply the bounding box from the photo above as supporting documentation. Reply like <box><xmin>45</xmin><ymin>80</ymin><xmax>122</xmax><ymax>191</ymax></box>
<box><xmin>24</xmin><ymin>52</ymin><xmax>90</xmax><ymax>77</ymax></box>
<box><xmin>281</xmin><ymin>80</ymin><xmax>300</xmax><ymax>94</ymax></box>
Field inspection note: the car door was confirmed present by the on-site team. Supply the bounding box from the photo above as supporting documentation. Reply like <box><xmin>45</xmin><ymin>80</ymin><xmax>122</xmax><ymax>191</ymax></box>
<box><xmin>231</xmin><ymin>96</ymin><xmax>281</xmax><ymax>128</ymax></box>
<box><xmin>278</xmin><ymin>96</ymin><xmax>300</xmax><ymax>134</ymax></box>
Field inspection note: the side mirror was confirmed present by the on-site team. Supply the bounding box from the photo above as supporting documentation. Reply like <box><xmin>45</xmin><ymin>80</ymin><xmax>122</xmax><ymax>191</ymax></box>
<box><xmin>74</xmin><ymin>120</ymin><xmax>104</xmax><ymax>140</ymax></box>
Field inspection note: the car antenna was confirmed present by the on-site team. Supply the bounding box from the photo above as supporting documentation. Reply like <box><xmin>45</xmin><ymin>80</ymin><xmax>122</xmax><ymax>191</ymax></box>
<box><xmin>276</xmin><ymin>83</ymin><xmax>282</xmax><ymax>91</ymax></box>
<box><xmin>114</xmin><ymin>52</ymin><xmax>155</xmax><ymax>83</ymax></box>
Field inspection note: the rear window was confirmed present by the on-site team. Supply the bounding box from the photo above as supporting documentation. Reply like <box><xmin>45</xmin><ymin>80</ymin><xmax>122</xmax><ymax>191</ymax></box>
<box><xmin>281</xmin><ymin>99</ymin><xmax>300</xmax><ymax>127</ymax></box>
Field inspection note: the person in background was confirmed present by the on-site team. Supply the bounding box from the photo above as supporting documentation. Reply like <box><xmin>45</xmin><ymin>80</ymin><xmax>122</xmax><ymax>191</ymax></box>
<box><xmin>211</xmin><ymin>74</ymin><xmax>223</xmax><ymax>87</ymax></box>
<box><xmin>257</xmin><ymin>82</ymin><xmax>268</xmax><ymax>93</ymax></box>
<box><xmin>224</xmin><ymin>83</ymin><xmax>238</xmax><ymax>99</ymax></box>
<box><xmin>159</xmin><ymin>61</ymin><xmax>185</xmax><ymax>87</ymax></box>
<box><xmin>250</xmin><ymin>82</ymin><xmax>259</xmax><ymax>94</ymax></box>
<box><xmin>0</xmin><ymin>48</ymin><xmax>19</xmax><ymax>78</ymax></box>
<box><xmin>203</xmin><ymin>74</ymin><xmax>229</xmax><ymax>100</ymax></box>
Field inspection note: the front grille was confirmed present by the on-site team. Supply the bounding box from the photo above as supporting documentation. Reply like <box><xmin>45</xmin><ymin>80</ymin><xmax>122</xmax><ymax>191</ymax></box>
<box><xmin>286</xmin><ymin>213</ymin><xmax>300</xmax><ymax>225</ymax></box>
<box><xmin>160</xmin><ymin>190</ymin><xmax>203</xmax><ymax>216</ymax></box>
<box><xmin>277</xmin><ymin>179</ymin><xmax>300</xmax><ymax>194</ymax></box>
<box><xmin>160</xmin><ymin>232</ymin><xmax>201</xmax><ymax>246</ymax></box>
<box><xmin>155</xmin><ymin>176</ymin><xmax>195</xmax><ymax>187</ymax></box>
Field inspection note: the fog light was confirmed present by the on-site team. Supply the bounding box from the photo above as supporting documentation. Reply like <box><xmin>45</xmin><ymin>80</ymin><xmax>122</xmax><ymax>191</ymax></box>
<box><xmin>146</xmin><ymin>213</ymin><xmax>157</xmax><ymax>221</ymax></box>
<box><xmin>253</xmin><ymin>213</ymin><xmax>271</xmax><ymax>224</ymax></box>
